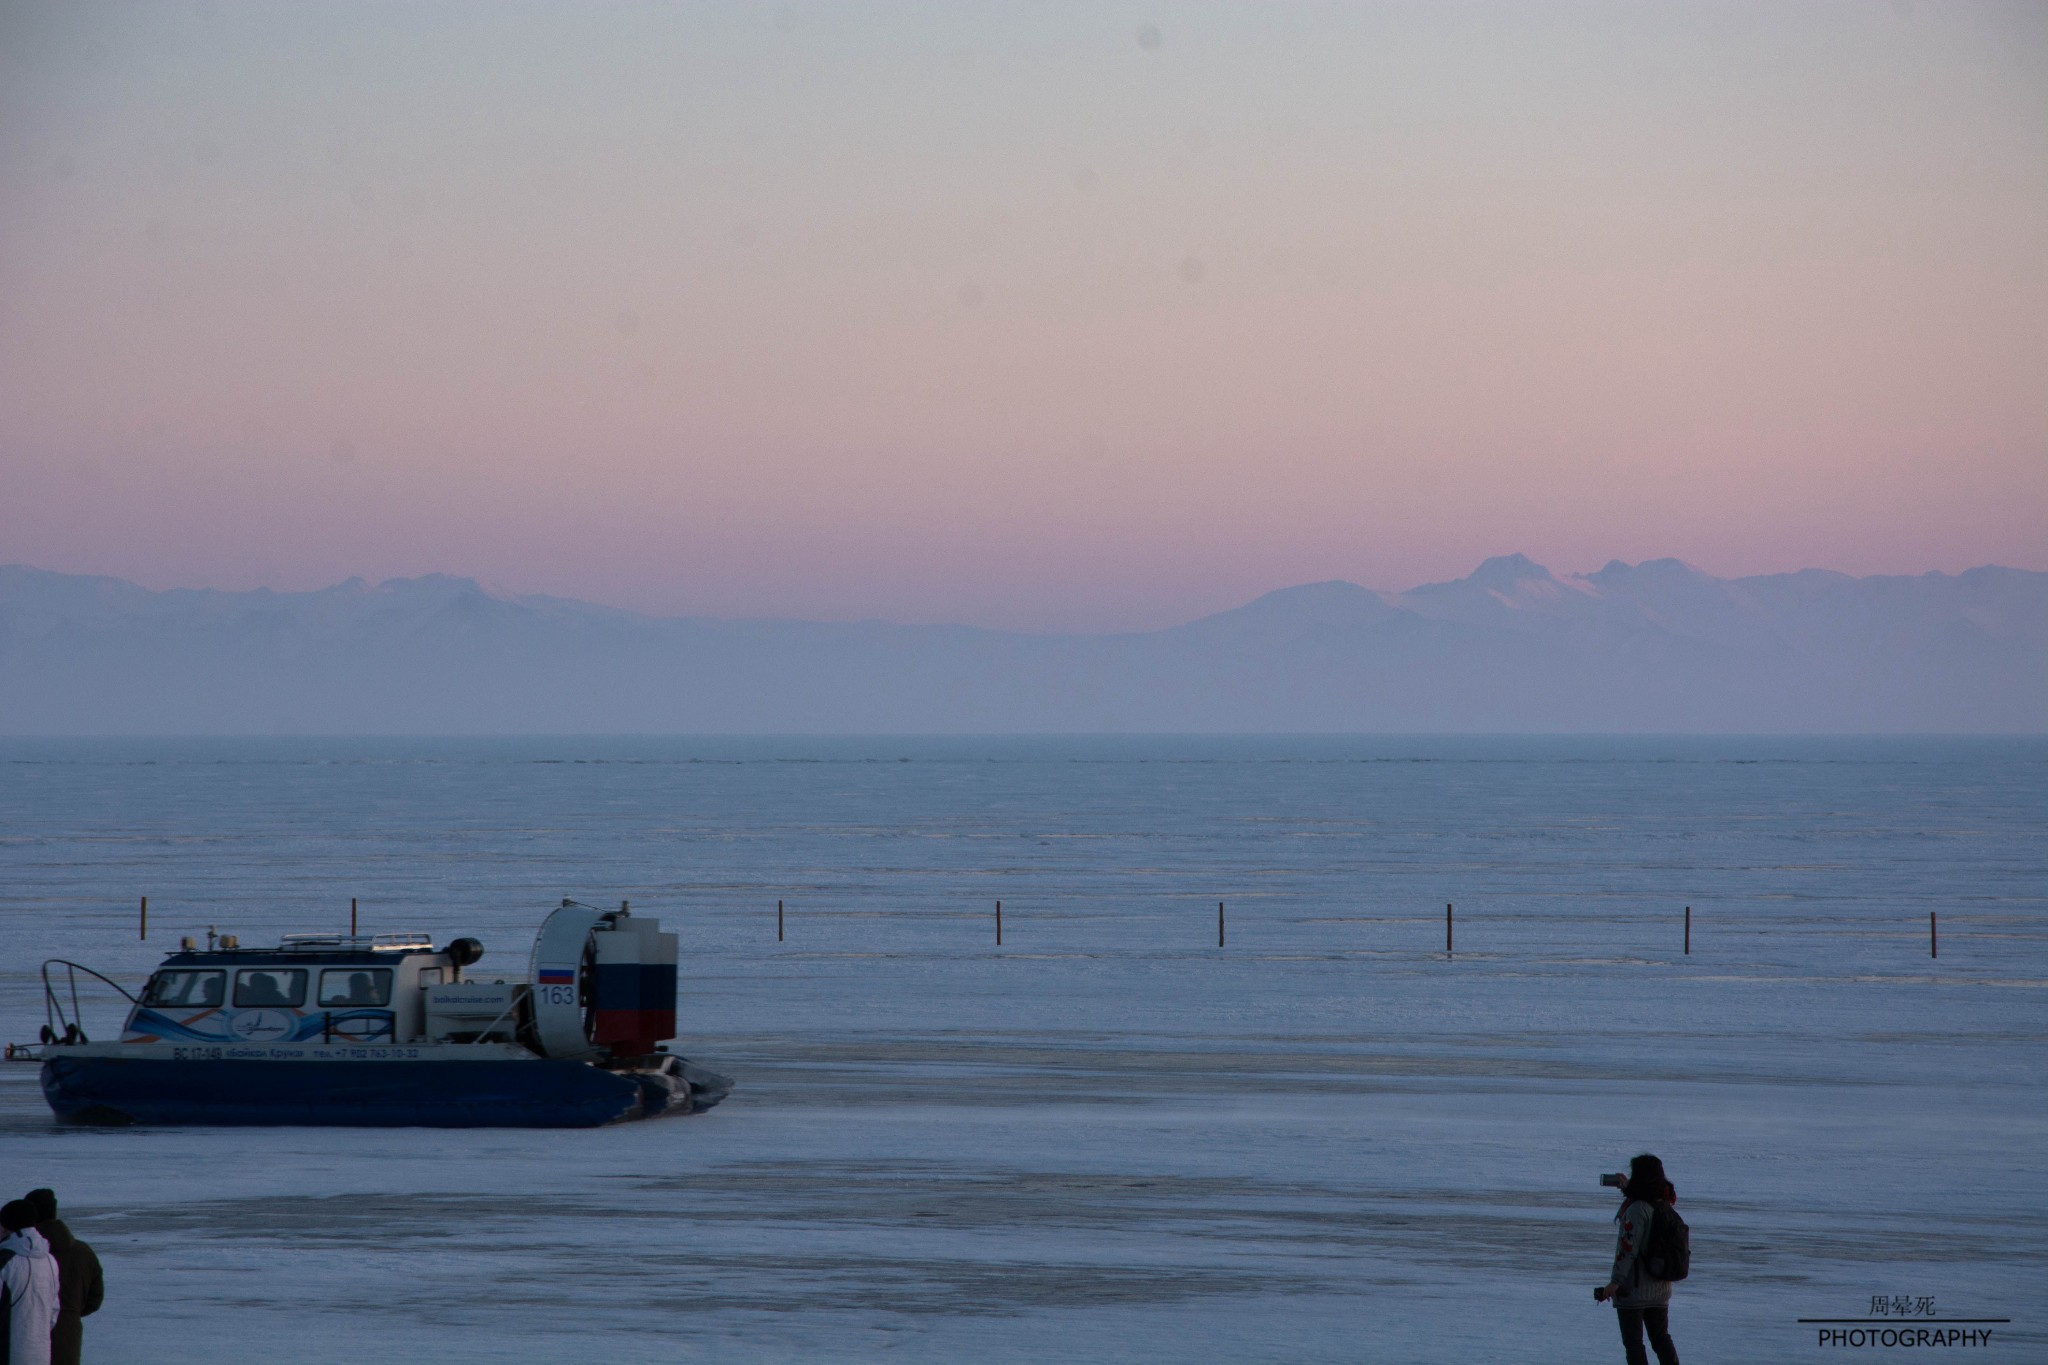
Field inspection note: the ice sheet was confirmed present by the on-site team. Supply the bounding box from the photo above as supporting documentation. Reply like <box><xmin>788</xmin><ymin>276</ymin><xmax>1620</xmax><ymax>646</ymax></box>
<box><xmin>2</xmin><ymin>737</ymin><xmax>2042</xmax><ymax>1361</ymax></box>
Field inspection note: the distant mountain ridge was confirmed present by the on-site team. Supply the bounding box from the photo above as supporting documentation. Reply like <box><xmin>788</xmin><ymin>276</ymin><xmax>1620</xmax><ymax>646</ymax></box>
<box><xmin>2</xmin><ymin>558</ymin><xmax>2043</xmax><ymax>733</ymax></box>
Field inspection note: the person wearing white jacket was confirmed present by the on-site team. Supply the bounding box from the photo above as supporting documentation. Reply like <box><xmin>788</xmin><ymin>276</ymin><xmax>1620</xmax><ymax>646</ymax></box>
<box><xmin>0</xmin><ymin>1200</ymin><xmax>60</xmax><ymax>1365</ymax></box>
<box><xmin>1594</xmin><ymin>1155</ymin><xmax>1680</xmax><ymax>1365</ymax></box>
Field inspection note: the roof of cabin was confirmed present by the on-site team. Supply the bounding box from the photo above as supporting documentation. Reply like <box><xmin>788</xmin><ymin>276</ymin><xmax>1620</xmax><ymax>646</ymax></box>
<box><xmin>155</xmin><ymin>946</ymin><xmax>444</xmax><ymax>969</ymax></box>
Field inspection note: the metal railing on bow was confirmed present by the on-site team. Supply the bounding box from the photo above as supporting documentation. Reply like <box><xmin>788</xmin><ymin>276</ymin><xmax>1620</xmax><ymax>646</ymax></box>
<box><xmin>38</xmin><ymin>959</ymin><xmax>140</xmax><ymax>1047</ymax></box>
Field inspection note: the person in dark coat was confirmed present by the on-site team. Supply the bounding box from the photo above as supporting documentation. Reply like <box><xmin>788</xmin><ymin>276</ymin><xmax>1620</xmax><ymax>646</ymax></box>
<box><xmin>22</xmin><ymin>1193</ymin><xmax>99</xmax><ymax>1365</ymax></box>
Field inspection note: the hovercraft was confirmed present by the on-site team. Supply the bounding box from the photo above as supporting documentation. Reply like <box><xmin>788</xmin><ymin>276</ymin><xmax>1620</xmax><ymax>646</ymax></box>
<box><xmin>32</xmin><ymin>900</ymin><xmax>732</xmax><ymax>1127</ymax></box>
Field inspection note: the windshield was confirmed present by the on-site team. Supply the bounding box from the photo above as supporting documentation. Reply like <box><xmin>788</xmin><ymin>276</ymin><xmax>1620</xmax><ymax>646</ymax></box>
<box><xmin>143</xmin><ymin>969</ymin><xmax>225</xmax><ymax>1009</ymax></box>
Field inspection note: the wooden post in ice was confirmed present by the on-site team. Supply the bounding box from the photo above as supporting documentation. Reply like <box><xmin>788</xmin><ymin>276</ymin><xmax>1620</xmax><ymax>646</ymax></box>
<box><xmin>1684</xmin><ymin>906</ymin><xmax>1691</xmax><ymax>956</ymax></box>
<box><xmin>1930</xmin><ymin>911</ymin><xmax>1937</xmax><ymax>960</ymax></box>
<box><xmin>1446</xmin><ymin>903</ymin><xmax>1453</xmax><ymax>958</ymax></box>
<box><xmin>1218</xmin><ymin>901</ymin><xmax>1225</xmax><ymax>948</ymax></box>
<box><xmin>996</xmin><ymin>900</ymin><xmax>1002</xmax><ymax>946</ymax></box>
<box><xmin>139</xmin><ymin>895</ymin><xmax>147</xmax><ymax>941</ymax></box>
<box><xmin>778</xmin><ymin>899</ymin><xmax>784</xmax><ymax>942</ymax></box>
<box><xmin>351</xmin><ymin>897</ymin><xmax>358</xmax><ymax>937</ymax></box>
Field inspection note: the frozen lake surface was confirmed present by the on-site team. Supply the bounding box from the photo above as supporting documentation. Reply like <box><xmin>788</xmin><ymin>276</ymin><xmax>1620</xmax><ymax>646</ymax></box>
<box><xmin>2</xmin><ymin>736</ymin><xmax>2044</xmax><ymax>1362</ymax></box>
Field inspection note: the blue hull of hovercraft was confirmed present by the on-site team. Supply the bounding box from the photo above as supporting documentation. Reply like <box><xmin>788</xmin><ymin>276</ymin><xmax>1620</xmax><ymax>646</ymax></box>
<box><xmin>40</xmin><ymin>1055</ymin><xmax>665</xmax><ymax>1128</ymax></box>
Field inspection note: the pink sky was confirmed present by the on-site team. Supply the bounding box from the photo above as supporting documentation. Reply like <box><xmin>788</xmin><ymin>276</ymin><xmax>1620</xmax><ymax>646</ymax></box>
<box><xmin>2</xmin><ymin>1</ymin><xmax>2044</xmax><ymax>631</ymax></box>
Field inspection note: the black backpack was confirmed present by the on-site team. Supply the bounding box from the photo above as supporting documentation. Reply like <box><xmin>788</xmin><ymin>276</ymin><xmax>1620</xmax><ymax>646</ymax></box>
<box><xmin>1642</xmin><ymin>1202</ymin><xmax>1691</xmax><ymax>1282</ymax></box>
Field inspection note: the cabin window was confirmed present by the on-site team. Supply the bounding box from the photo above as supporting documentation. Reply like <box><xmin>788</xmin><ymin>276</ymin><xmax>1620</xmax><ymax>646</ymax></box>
<box><xmin>417</xmin><ymin>968</ymin><xmax>443</xmax><ymax>988</ymax></box>
<box><xmin>143</xmin><ymin>970</ymin><xmax>225</xmax><ymax>1009</ymax></box>
<box><xmin>232</xmin><ymin>968</ymin><xmax>307</xmax><ymax>1008</ymax></box>
<box><xmin>317</xmin><ymin>968</ymin><xmax>393</xmax><ymax>1007</ymax></box>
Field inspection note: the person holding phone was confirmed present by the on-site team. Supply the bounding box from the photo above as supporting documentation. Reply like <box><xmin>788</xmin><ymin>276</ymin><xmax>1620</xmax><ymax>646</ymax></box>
<box><xmin>1594</xmin><ymin>1153</ymin><xmax>1681</xmax><ymax>1365</ymax></box>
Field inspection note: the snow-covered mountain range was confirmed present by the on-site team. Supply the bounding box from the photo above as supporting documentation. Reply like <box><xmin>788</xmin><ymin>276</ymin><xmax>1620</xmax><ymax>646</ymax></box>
<box><xmin>2</xmin><ymin>557</ymin><xmax>2042</xmax><ymax>732</ymax></box>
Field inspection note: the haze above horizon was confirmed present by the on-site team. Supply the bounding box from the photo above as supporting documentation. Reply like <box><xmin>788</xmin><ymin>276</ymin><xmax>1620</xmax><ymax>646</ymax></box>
<box><xmin>3</xmin><ymin>1</ymin><xmax>2044</xmax><ymax>633</ymax></box>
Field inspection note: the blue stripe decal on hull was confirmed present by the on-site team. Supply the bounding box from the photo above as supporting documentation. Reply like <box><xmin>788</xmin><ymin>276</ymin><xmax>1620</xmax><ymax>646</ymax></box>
<box><xmin>126</xmin><ymin>1008</ymin><xmax>396</xmax><ymax>1044</ymax></box>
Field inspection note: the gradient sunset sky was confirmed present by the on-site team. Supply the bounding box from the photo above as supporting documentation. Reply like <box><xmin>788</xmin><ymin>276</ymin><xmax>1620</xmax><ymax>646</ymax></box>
<box><xmin>2</xmin><ymin>1</ymin><xmax>2044</xmax><ymax>631</ymax></box>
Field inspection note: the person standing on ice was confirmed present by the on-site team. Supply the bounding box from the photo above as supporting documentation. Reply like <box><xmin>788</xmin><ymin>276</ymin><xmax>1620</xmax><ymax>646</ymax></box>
<box><xmin>0</xmin><ymin>1199</ymin><xmax>61</xmax><ymax>1365</ymax></box>
<box><xmin>1594</xmin><ymin>1153</ymin><xmax>1681</xmax><ymax>1365</ymax></box>
<box><xmin>23</xmin><ymin>1192</ymin><xmax>99</xmax><ymax>1365</ymax></box>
